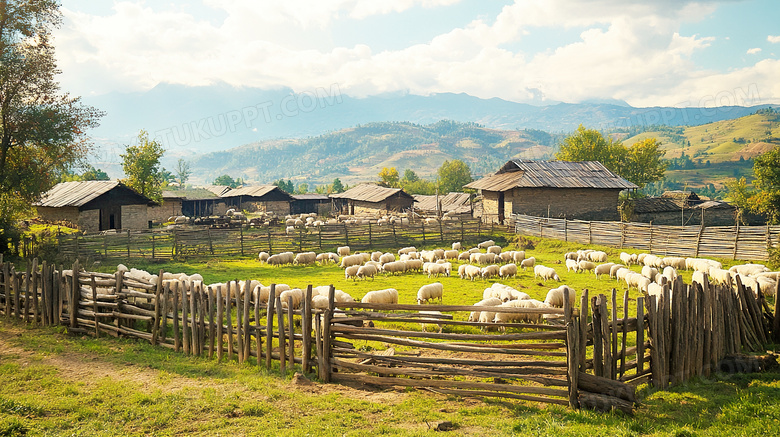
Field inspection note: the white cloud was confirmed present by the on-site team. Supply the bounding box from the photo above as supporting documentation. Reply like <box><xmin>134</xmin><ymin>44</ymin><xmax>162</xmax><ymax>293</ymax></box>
<box><xmin>747</xmin><ymin>47</ymin><xmax>762</xmax><ymax>55</ymax></box>
<box><xmin>769</xmin><ymin>35</ymin><xmax>780</xmax><ymax>44</ymax></box>
<box><xmin>54</xmin><ymin>0</ymin><xmax>780</xmax><ymax>107</ymax></box>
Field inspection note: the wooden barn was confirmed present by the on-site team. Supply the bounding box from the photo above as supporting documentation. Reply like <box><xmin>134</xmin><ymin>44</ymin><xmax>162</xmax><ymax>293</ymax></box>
<box><xmin>148</xmin><ymin>188</ymin><xmax>231</xmax><ymax>223</ymax></box>
<box><xmin>630</xmin><ymin>191</ymin><xmax>738</xmax><ymax>226</ymax></box>
<box><xmin>291</xmin><ymin>194</ymin><xmax>331</xmax><ymax>216</ymax></box>
<box><xmin>220</xmin><ymin>185</ymin><xmax>294</xmax><ymax>215</ymax></box>
<box><xmin>413</xmin><ymin>192</ymin><xmax>473</xmax><ymax>217</ymax></box>
<box><xmin>35</xmin><ymin>181</ymin><xmax>155</xmax><ymax>232</ymax></box>
<box><xmin>465</xmin><ymin>160</ymin><xmax>637</xmax><ymax>223</ymax></box>
<box><xmin>330</xmin><ymin>184</ymin><xmax>415</xmax><ymax>215</ymax></box>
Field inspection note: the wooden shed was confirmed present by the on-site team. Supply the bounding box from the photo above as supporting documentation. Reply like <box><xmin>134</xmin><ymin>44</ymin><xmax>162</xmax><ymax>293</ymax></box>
<box><xmin>148</xmin><ymin>188</ymin><xmax>231</xmax><ymax>223</ymax></box>
<box><xmin>330</xmin><ymin>184</ymin><xmax>415</xmax><ymax>215</ymax></box>
<box><xmin>291</xmin><ymin>194</ymin><xmax>331</xmax><ymax>216</ymax></box>
<box><xmin>413</xmin><ymin>192</ymin><xmax>473</xmax><ymax>217</ymax></box>
<box><xmin>35</xmin><ymin>181</ymin><xmax>155</xmax><ymax>232</ymax></box>
<box><xmin>220</xmin><ymin>185</ymin><xmax>294</xmax><ymax>215</ymax></box>
<box><xmin>631</xmin><ymin>193</ymin><xmax>738</xmax><ymax>226</ymax></box>
<box><xmin>465</xmin><ymin>160</ymin><xmax>637</xmax><ymax>223</ymax></box>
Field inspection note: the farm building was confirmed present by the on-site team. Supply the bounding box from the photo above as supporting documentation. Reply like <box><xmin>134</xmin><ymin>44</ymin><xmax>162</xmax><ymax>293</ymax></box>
<box><xmin>291</xmin><ymin>194</ymin><xmax>331</xmax><ymax>216</ymax></box>
<box><xmin>148</xmin><ymin>188</ymin><xmax>230</xmax><ymax>223</ymax></box>
<box><xmin>630</xmin><ymin>191</ymin><xmax>738</xmax><ymax>226</ymax></box>
<box><xmin>35</xmin><ymin>181</ymin><xmax>155</xmax><ymax>233</ymax></box>
<box><xmin>465</xmin><ymin>160</ymin><xmax>637</xmax><ymax>223</ymax></box>
<box><xmin>330</xmin><ymin>184</ymin><xmax>415</xmax><ymax>215</ymax></box>
<box><xmin>220</xmin><ymin>185</ymin><xmax>294</xmax><ymax>215</ymax></box>
<box><xmin>413</xmin><ymin>192</ymin><xmax>473</xmax><ymax>217</ymax></box>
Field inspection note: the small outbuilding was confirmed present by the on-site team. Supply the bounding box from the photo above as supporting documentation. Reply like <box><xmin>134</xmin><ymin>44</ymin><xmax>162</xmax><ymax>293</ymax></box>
<box><xmin>35</xmin><ymin>181</ymin><xmax>155</xmax><ymax>232</ymax></box>
<box><xmin>220</xmin><ymin>185</ymin><xmax>294</xmax><ymax>215</ymax></box>
<box><xmin>465</xmin><ymin>160</ymin><xmax>637</xmax><ymax>223</ymax></box>
<box><xmin>630</xmin><ymin>191</ymin><xmax>738</xmax><ymax>226</ymax></box>
<box><xmin>148</xmin><ymin>188</ymin><xmax>231</xmax><ymax>223</ymax></box>
<box><xmin>413</xmin><ymin>192</ymin><xmax>473</xmax><ymax>217</ymax></box>
<box><xmin>291</xmin><ymin>194</ymin><xmax>331</xmax><ymax>216</ymax></box>
<box><xmin>330</xmin><ymin>184</ymin><xmax>415</xmax><ymax>215</ymax></box>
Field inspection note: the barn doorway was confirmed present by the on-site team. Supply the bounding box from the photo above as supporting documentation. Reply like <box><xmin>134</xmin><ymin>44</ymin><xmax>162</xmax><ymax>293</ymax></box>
<box><xmin>498</xmin><ymin>191</ymin><xmax>505</xmax><ymax>224</ymax></box>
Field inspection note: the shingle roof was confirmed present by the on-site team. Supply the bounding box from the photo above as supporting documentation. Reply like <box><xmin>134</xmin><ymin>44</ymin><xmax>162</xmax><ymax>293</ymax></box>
<box><xmin>35</xmin><ymin>181</ymin><xmax>152</xmax><ymax>208</ymax></box>
<box><xmin>163</xmin><ymin>188</ymin><xmax>219</xmax><ymax>200</ymax></box>
<box><xmin>204</xmin><ymin>185</ymin><xmax>232</xmax><ymax>196</ymax></box>
<box><xmin>221</xmin><ymin>185</ymin><xmax>293</xmax><ymax>199</ymax></box>
<box><xmin>633</xmin><ymin>197</ymin><xmax>735</xmax><ymax>213</ymax></box>
<box><xmin>330</xmin><ymin>183</ymin><xmax>414</xmax><ymax>202</ymax></box>
<box><xmin>292</xmin><ymin>194</ymin><xmax>330</xmax><ymax>201</ymax></box>
<box><xmin>464</xmin><ymin>160</ymin><xmax>637</xmax><ymax>191</ymax></box>
<box><xmin>414</xmin><ymin>192</ymin><xmax>472</xmax><ymax>213</ymax></box>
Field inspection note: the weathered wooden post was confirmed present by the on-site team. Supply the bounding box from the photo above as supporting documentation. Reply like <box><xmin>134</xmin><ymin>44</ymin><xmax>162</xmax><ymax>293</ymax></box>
<box><xmin>564</xmin><ymin>288</ymin><xmax>579</xmax><ymax>409</ymax></box>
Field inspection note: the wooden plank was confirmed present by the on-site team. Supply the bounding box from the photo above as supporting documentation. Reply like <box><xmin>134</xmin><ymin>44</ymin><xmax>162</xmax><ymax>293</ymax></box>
<box><xmin>266</xmin><ymin>285</ymin><xmax>276</xmax><ymax>370</ymax></box>
<box><xmin>564</xmin><ymin>288</ymin><xmax>579</xmax><ymax>409</ymax></box>
<box><xmin>303</xmin><ymin>285</ymin><xmax>312</xmax><ymax>374</ymax></box>
<box><xmin>611</xmin><ymin>289</ymin><xmax>618</xmax><ymax>379</ymax></box>
<box><xmin>216</xmin><ymin>285</ymin><xmax>224</xmax><ymax>362</ymax></box>
<box><xmin>636</xmin><ymin>297</ymin><xmax>645</xmax><ymax>376</ymax></box>
<box><xmin>599</xmin><ymin>294</ymin><xmax>612</xmax><ymax>380</ymax></box>
<box><xmin>578</xmin><ymin>289</ymin><xmax>589</xmax><ymax>373</ymax></box>
<box><xmin>620</xmin><ymin>288</ymin><xmax>629</xmax><ymax>377</ymax></box>
<box><xmin>243</xmin><ymin>279</ymin><xmax>252</xmax><ymax>360</ymax></box>
<box><xmin>151</xmin><ymin>272</ymin><xmax>161</xmax><ymax>346</ymax></box>
<box><xmin>276</xmin><ymin>294</ymin><xmax>286</xmax><ymax>374</ymax></box>
<box><xmin>592</xmin><ymin>295</ymin><xmax>603</xmax><ymax>377</ymax></box>
<box><xmin>323</xmin><ymin>285</ymin><xmax>336</xmax><ymax>382</ymax></box>
<box><xmin>235</xmin><ymin>280</ymin><xmax>244</xmax><ymax>363</ymax></box>
<box><xmin>226</xmin><ymin>282</ymin><xmax>234</xmax><ymax>360</ymax></box>
<box><xmin>287</xmin><ymin>295</ymin><xmax>295</xmax><ymax>370</ymax></box>
<box><xmin>181</xmin><ymin>280</ymin><xmax>190</xmax><ymax>355</ymax></box>
<box><xmin>254</xmin><ymin>285</ymin><xmax>261</xmax><ymax>366</ymax></box>
<box><xmin>208</xmin><ymin>286</ymin><xmax>215</xmax><ymax>359</ymax></box>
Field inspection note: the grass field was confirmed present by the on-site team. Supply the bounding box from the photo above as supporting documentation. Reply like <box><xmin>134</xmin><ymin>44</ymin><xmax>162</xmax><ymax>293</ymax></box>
<box><xmin>2</xmin><ymin>237</ymin><xmax>779</xmax><ymax>435</ymax></box>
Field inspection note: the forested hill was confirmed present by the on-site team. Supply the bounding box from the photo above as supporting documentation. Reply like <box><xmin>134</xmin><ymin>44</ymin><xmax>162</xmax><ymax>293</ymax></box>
<box><xmin>189</xmin><ymin>121</ymin><xmax>560</xmax><ymax>186</ymax></box>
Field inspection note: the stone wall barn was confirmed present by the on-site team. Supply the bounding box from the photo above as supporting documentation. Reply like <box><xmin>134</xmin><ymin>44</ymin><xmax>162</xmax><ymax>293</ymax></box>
<box><xmin>220</xmin><ymin>185</ymin><xmax>294</xmax><ymax>216</ymax></box>
<box><xmin>35</xmin><ymin>181</ymin><xmax>155</xmax><ymax>232</ymax></box>
<box><xmin>465</xmin><ymin>160</ymin><xmax>637</xmax><ymax>223</ymax></box>
<box><xmin>330</xmin><ymin>184</ymin><xmax>415</xmax><ymax>215</ymax></box>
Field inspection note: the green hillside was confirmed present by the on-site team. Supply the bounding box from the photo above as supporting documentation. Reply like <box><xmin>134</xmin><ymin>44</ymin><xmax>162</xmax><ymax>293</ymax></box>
<box><xmin>190</xmin><ymin>121</ymin><xmax>561</xmax><ymax>186</ymax></box>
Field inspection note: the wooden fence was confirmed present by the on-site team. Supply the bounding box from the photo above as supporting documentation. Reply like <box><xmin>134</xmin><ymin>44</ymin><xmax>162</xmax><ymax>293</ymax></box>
<box><xmin>54</xmin><ymin>219</ymin><xmax>500</xmax><ymax>262</ymax></box>
<box><xmin>1</xmin><ymin>257</ymin><xmax>778</xmax><ymax>414</ymax></box>
<box><xmin>513</xmin><ymin>214</ymin><xmax>780</xmax><ymax>261</ymax></box>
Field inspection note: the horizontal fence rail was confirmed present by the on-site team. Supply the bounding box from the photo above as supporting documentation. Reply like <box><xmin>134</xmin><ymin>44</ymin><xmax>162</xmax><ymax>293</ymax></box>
<box><xmin>1</xmin><ymin>256</ymin><xmax>778</xmax><ymax>415</ymax></box>
<box><xmin>513</xmin><ymin>214</ymin><xmax>780</xmax><ymax>261</ymax></box>
<box><xmin>54</xmin><ymin>219</ymin><xmax>500</xmax><ymax>262</ymax></box>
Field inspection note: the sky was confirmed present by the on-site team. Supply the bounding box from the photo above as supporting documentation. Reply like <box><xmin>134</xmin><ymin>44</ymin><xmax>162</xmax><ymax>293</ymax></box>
<box><xmin>55</xmin><ymin>0</ymin><xmax>780</xmax><ymax>107</ymax></box>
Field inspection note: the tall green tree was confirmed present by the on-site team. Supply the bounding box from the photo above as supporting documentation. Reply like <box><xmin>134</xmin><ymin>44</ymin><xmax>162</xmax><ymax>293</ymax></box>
<box><xmin>120</xmin><ymin>131</ymin><xmax>165</xmax><ymax>202</ymax></box>
<box><xmin>215</xmin><ymin>174</ymin><xmax>242</xmax><ymax>188</ymax></box>
<box><xmin>81</xmin><ymin>165</ymin><xmax>110</xmax><ymax>181</ymax></box>
<box><xmin>175</xmin><ymin>158</ymin><xmax>192</xmax><ymax>186</ymax></box>
<box><xmin>0</xmin><ymin>0</ymin><xmax>102</xmax><ymax>240</ymax></box>
<box><xmin>401</xmin><ymin>169</ymin><xmax>420</xmax><ymax>184</ymax></box>
<box><xmin>556</xmin><ymin>125</ymin><xmax>666</xmax><ymax>190</ymax></box>
<box><xmin>378</xmin><ymin>167</ymin><xmax>400</xmax><ymax>188</ymax></box>
<box><xmin>438</xmin><ymin>160</ymin><xmax>473</xmax><ymax>193</ymax></box>
<box><xmin>751</xmin><ymin>146</ymin><xmax>780</xmax><ymax>223</ymax></box>
<box><xmin>331</xmin><ymin>178</ymin><xmax>344</xmax><ymax>193</ymax></box>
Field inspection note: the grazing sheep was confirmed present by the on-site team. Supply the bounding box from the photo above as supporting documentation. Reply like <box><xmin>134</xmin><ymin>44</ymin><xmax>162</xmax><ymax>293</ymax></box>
<box><xmin>564</xmin><ymin>252</ymin><xmax>578</xmax><ymax>261</ymax></box>
<box><xmin>480</xmin><ymin>264</ymin><xmax>500</xmax><ymax>279</ymax></box>
<box><xmin>433</xmin><ymin>249</ymin><xmax>445</xmax><ymax>260</ymax></box>
<box><xmin>316</xmin><ymin>252</ymin><xmax>339</xmax><ymax>264</ymax></box>
<box><xmin>285</xmin><ymin>226</ymin><xmax>296</xmax><ymax>235</ymax></box>
<box><xmin>544</xmin><ymin>285</ymin><xmax>576</xmax><ymax>308</ymax></box>
<box><xmin>483</xmin><ymin>286</ymin><xmax>503</xmax><ymax>300</ymax></box>
<box><xmin>487</xmin><ymin>245</ymin><xmax>502</xmax><ymax>255</ymax></box>
<box><xmin>293</xmin><ymin>252</ymin><xmax>317</xmax><ymax>265</ymax></box>
<box><xmin>577</xmin><ymin>260</ymin><xmax>596</xmax><ymax>273</ymax></box>
<box><xmin>452</xmin><ymin>242</ymin><xmax>462</xmax><ymax>251</ymax></box>
<box><xmin>345</xmin><ymin>265</ymin><xmax>360</xmax><ymax>281</ymax></box>
<box><xmin>337</xmin><ymin>246</ymin><xmax>351</xmax><ymax>257</ymax></box>
<box><xmin>619</xmin><ymin>252</ymin><xmax>634</xmax><ymax>266</ymax></box>
<box><xmin>477</xmin><ymin>240</ymin><xmax>495</xmax><ymax>249</ymax></box>
<box><xmin>661</xmin><ymin>266</ymin><xmax>678</xmax><ymax>284</ymax></box>
<box><xmin>370</xmin><ymin>251</ymin><xmax>382</xmax><ymax>262</ymax></box>
<box><xmin>357</xmin><ymin>264</ymin><xmax>378</xmax><ymax>280</ymax></box>
<box><xmin>520</xmin><ymin>257</ymin><xmax>536</xmax><ymax>270</ymax></box>
<box><xmin>661</xmin><ymin>257</ymin><xmax>686</xmax><ymax>270</ymax></box>
<box><xmin>404</xmin><ymin>259</ymin><xmax>423</xmax><ymax>272</ymax></box>
<box><xmin>615</xmin><ymin>267</ymin><xmax>632</xmax><ymax>282</ymax></box>
<box><xmin>566</xmin><ymin>259</ymin><xmax>579</xmax><ymax>272</ymax></box>
<box><xmin>340</xmin><ymin>254</ymin><xmax>364</xmax><ymax>269</ymax></box>
<box><xmin>594</xmin><ymin>263</ymin><xmax>615</xmax><ymax>279</ymax></box>
<box><xmin>499</xmin><ymin>263</ymin><xmax>518</xmax><ymax>278</ymax></box>
<box><xmin>492</xmin><ymin>283</ymin><xmax>530</xmax><ymax>302</ymax></box>
<box><xmin>258</xmin><ymin>252</ymin><xmax>270</xmax><ymax>262</ymax></box>
<box><xmin>609</xmin><ymin>264</ymin><xmax>626</xmax><ymax>279</ymax></box>
<box><xmin>382</xmin><ymin>261</ymin><xmax>407</xmax><ymax>275</ymax></box>
<box><xmin>588</xmin><ymin>251</ymin><xmax>608</xmax><ymax>263</ymax></box>
<box><xmin>463</xmin><ymin>265</ymin><xmax>482</xmax><ymax>281</ymax></box>
<box><xmin>534</xmin><ymin>265</ymin><xmax>560</xmax><ymax>282</ymax></box>
<box><xmin>427</xmin><ymin>263</ymin><xmax>448</xmax><ymax>278</ymax></box>
<box><xmin>458</xmin><ymin>251</ymin><xmax>471</xmax><ymax>261</ymax></box>
<box><xmin>458</xmin><ymin>264</ymin><xmax>469</xmax><ymax>279</ymax></box>
<box><xmin>708</xmin><ymin>267</ymin><xmax>732</xmax><ymax>285</ymax></box>
<box><xmin>513</xmin><ymin>251</ymin><xmax>525</xmax><ymax>264</ymax></box>
<box><xmin>379</xmin><ymin>252</ymin><xmax>396</xmax><ymax>264</ymax></box>
<box><xmin>625</xmin><ymin>272</ymin><xmax>652</xmax><ymax>292</ymax></box>
<box><xmin>494</xmin><ymin>299</ymin><xmax>548</xmax><ymax>327</ymax></box>
<box><xmin>398</xmin><ymin>246</ymin><xmax>417</xmax><ymax>255</ymax></box>
<box><xmin>444</xmin><ymin>249</ymin><xmax>459</xmax><ymax>260</ymax></box>
<box><xmin>641</xmin><ymin>266</ymin><xmax>658</xmax><ymax>281</ymax></box>
<box><xmin>468</xmin><ymin>297</ymin><xmax>502</xmax><ymax>322</ymax></box>
<box><xmin>361</xmin><ymin>288</ymin><xmax>399</xmax><ymax>305</ymax></box>
<box><xmin>417</xmin><ymin>282</ymin><xmax>444</xmax><ymax>304</ymax></box>
<box><xmin>418</xmin><ymin>310</ymin><xmax>445</xmax><ymax>333</ymax></box>
<box><xmin>729</xmin><ymin>263</ymin><xmax>769</xmax><ymax>276</ymax></box>
<box><xmin>267</xmin><ymin>252</ymin><xmax>294</xmax><ymax>266</ymax></box>
<box><xmin>279</xmin><ymin>288</ymin><xmax>304</xmax><ymax>309</ymax></box>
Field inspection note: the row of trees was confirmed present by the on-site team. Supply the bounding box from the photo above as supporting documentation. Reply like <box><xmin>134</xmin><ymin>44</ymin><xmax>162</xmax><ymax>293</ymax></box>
<box><xmin>377</xmin><ymin>160</ymin><xmax>474</xmax><ymax>195</ymax></box>
<box><xmin>727</xmin><ymin>146</ymin><xmax>780</xmax><ymax>224</ymax></box>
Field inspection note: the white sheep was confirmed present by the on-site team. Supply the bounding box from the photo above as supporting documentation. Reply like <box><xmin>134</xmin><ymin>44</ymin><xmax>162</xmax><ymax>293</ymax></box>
<box><xmin>361</xmin><ymin>288</ymin><xmax>399</xmax><ymax>305</ymax></box>
<box><xmin>661</xmin><ymin>266</ymin><xmax>678</xmax><ymax>284</ymax></box>
<box><xmin>258</xmin><ymin>251</ymin><xmax>270</xmax><ymax>263</ymax></box>
<box><xmin>520</xmin><ymin>257</ymin><xmax>536</xmax><ymax>270</ymax></box>
<box><xmin>371</xmin><ymin>251</ymin><xmax>382</xmax><ymax>262</ymax></box>
<box><xmin>534</xmin><ymin>265</ymin><xmax>560</xmax><ymax>282</ymax></box>
<box><xmin>480</xmin><ymin>265</ymin><xmax>499</xmax><ymax>279</ymax></box>
<box><xmin>729</xmin><ymin>263</ymin><xmax>769</xmax><ymax>276</ymax></box>
<box><xmin>477</xmin><ymin>240</ymin><xmax>495</xmax><ymax>249</ymax></box>
<box><xmin>458</xmin><ymin>251</ymin><xmax>471</xmax><ymax>261</ymax></box>
<box><xmin>494</xmin><ymin>299</ymin><xmax>548</xmax><ymax>326</ymax></box>
<box><xmin>285</xmin><ymin>226</ymin><xmax>296</xmax><ymax>235</ymax></box>
<box><xmin>404</xmin><ymin>259</ymin><xmax>423</xmax><ymax>272</ymax></box>
<box><xmin>619</xmin><ymin>252</ymin><xmax>634</xmax><ymax>266</ymax></box>
<box><xmin>577</xmin><ymin>260</ymin><xmax>596</xmax><ymax>273</ymax></box>
<box><xmin>468</xmin><ymin>297</ymin><xmax>502</xmax><ymax>322</ymax></box>
<box><xmin>293</xmin><ymin>252</ymin><xmax>317</xmax><ymax>265</ymax></box>
<box><xmin>279</xmin><ymin>288</ymin><xmax>304</xmax><ymax>309</ymax></box>
<box><xmin>427</xmin><ymin>263</ymin><xmax>448</xmax><ymax>278</ymax></box>
<box><xmin>662</xmin><ymin>257</ymin><xmax>686</xmax><ymax>270</ymax></box>
<box><xmin>588</xmin><ymin>251</ymin><xmax>608</xmax><ymax>263</ymax></box>
<box><xmin>340</xmin><ymin>254</ymin><xmax>363</xmax><ymax>269</ymax></box>
<box><xmin>382</xmin><ymin>261</ymin><xmax>407</xmax><ymax>275</ymax></box>
<box><xmin>609</xmin><ymin>264</ymin><xmax>626</xmax><ymax>279</ymax></box>
<box><xmin>499</xmin><ymin>263</ymin><xmax>518</xmax><ymax>278</ymax></box>
<box><xmin>452</xmin><ymin>242</ymin><xmax>462</xmax><ymax>251</ymax></box>
<box><xmin>345</xmin><ymin>265</ymin><xmax>360</xmax><ymax>281</ymax></box>
<box><xmin>398</xmin><ymin>246</ymin><xmax>417</xmax><ymax>255</ymax></box>
<box><xmin>594</xmin><ymin>263</ymin><xmax>615</xmax><ymax>279</ymax></box>
<box><xmin>487</xmin><ymin>245</ymin><xmax>502</xmax><ymax>255</ymax></box>
<box><xmin>337</xmin><ymin>246</ymin><xmax>351</xmax><ymax>257</ymax></box>
<box><xmin>357</xmin><ymin>264</ymin><xmax>378</xmax><ymax>280</ymax></box>
<box><xmin>641</xmin><ymin>266</ymin><xmax>658</xmax><ymax>281</ymax></box>
<box><xmin>566</xmin><ymin>259</ymin><xmax>579</xmax><ymax>272</ymax></box>
<box><xmin>444</xmin><ymin>249</ymin><xmax>459</xmax><ymax>260</ymax></box>
<box><xmin>417</xmin><ymin>282</ymin><xmax>444</xmax><ymax>304</ymax></box>
<box><xmin>379</xmin><ymin>253</ymin><xmax>396</xmax><ymax>264</ymax></box>
<box><xmin>316</xmin><ymin>252</ymin><xmax>338</xmax><ymax>264</ymax></box>
<box><xmin>544</xmin><ymin>285</ymin><xmax>576</xmax><ymax>308</ymax></box>
<box><xmin>708</xmin><ymin>267</ymin><xmax>732</xmax><ymax>285</ymax></box>
<box><xmin>513</xmin><ymin>251</ymin><xmax>526</xmax><ymax>264</ymax></box>
<box><xmin>463</xmin><ymin>265</ymin><xmax>482</xmax><ymax>281</ymax></box>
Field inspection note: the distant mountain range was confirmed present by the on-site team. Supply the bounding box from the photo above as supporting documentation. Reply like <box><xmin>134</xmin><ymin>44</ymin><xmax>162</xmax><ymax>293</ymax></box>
<box><xmin>82</xmin><ymin>82</ymin><xmax>773</xmax><ymax>181</ymax></box>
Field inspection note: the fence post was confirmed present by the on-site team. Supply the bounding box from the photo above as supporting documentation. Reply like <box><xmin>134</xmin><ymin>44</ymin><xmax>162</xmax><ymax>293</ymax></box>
<box><xmin>439</xmin><ymin>220</ymin><xmax>444</xmax><ymax>242</ymax></box>
<box><xmin>733</xmin><ymin>221</ymin><xmax>740</xmax><ymax>260</ymax></box>
<box><xmin>266</xmin><ymin>285</ymin><xmax>276</xmax><ymax>370</ymax></box>
<box><xmin>588</xmin><ymin>221</ymin><xmax>593</xmax><ymax>245</ymax></box>
<box><xmin>460</xmin><ymin>220</ymin><xmax>464</xmax><ymax>242</ymax></box>
<box><xmin>240</xmin><ymin>226</ymin><xmax>244</xmax><ymax>257</ymax></box>
<box><xmin>126</xmin><ymin>229</ymin><xmax>131</xmax><ymax>259</ymax></box>
<box><xmin>564</xmin><ymin>219</ymin><xmax>568</xmax><ymax>242</ymax></box>
<box><xmin>151</xmin><ymin>232</ymin><xmax>156</xmax><ymax>260</ymax></box>
<box><xmin>322</xmin><ymin>285</ymin><xmax>335</xmax><ymax>383</ymax></box>
<box><xmin>695</xmin><ymin>224</ymin><xmax>705</xmax><ymax>257</ymax></box>
<box><xmin>564</xmin><ymin>288</ymin><xmax>580</xmax><ymax>409</ymax></box>
<box><xmin>318</xmin><ymin>226</ymin><xmax>322</xmax><ymax>250</ymax></box>
<box><xmin>69</xmin><ymin>261</ymin><xmax>79</xmax><ymax>330</ymax></box>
